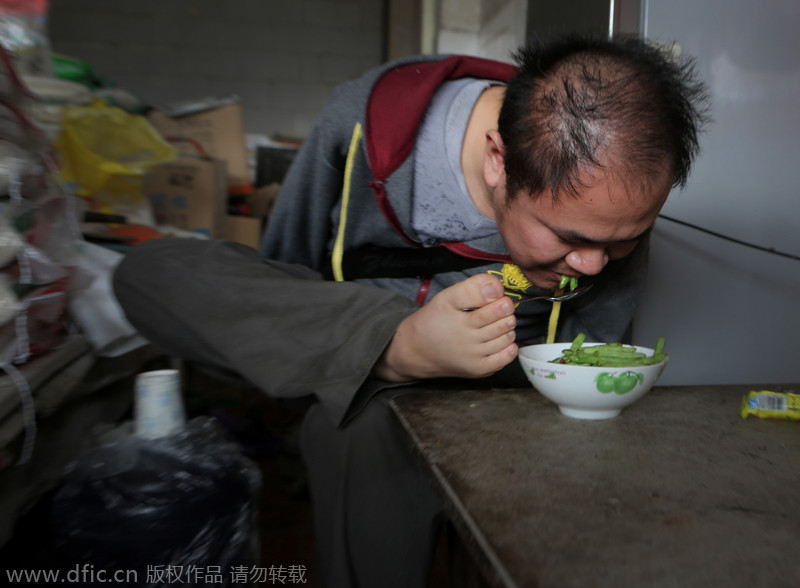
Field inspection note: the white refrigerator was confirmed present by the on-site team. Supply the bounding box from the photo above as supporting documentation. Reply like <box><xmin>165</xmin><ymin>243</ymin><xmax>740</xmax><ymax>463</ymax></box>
<box><xmin>632</xmin><ymin>0</ymin><xmax>800</xmax><ymax>386</ymax></box>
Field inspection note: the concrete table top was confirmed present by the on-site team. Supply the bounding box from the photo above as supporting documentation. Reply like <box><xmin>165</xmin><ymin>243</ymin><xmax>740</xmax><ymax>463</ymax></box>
<box><xmin>390</xmin><ymin>384</ymin><xmax>800</xmax><ymax>588</ymax></box>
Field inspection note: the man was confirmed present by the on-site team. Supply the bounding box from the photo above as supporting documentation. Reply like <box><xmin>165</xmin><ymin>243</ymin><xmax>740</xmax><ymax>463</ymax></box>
<box><xmin>114</xmin><ymin>34</ymin><xmax>707</xmax><ymax>586</ymax></box>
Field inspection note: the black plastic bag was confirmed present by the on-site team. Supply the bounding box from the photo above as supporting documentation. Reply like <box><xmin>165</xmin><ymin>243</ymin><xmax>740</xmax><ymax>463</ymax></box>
<box><xmin>48</xmin><ymin>417</ymin><xmax>261</xmax><ymax>587</ymax></box>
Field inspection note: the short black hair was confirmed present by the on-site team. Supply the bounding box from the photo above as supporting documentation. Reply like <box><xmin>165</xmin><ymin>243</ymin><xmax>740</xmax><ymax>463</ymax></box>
<box><xmin>498</xmin><ymin>34</ymin><xmax>710</xmax><ymax>201</ymax></box>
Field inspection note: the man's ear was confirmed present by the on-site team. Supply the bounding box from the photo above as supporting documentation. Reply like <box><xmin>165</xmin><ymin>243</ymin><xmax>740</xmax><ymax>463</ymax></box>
<box><xmin>483</xmin><ymin>130</ymin><xmax>506</xmax><ymax>188</ymax></box>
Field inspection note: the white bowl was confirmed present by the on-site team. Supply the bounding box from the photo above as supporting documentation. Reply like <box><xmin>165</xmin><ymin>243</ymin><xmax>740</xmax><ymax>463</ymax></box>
<box><xmin>518</xmin><ymin>343</ymin><xmax>669</xmax><ymax>420</ymax></box>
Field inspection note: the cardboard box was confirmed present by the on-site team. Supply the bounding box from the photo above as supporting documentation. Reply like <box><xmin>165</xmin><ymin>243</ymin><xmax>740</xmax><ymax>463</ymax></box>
<box><xmin>249</xmin><ymin>183</ymin><xmax>281</xmax><ymax>219</ymax></box>
<box><xmin>145</xmin><ymin>156</ymin><xmax>228</xmax><ymax>238</ymax></box>
<box><xmin>148</xmin><ymin>100</ymin><xmax>251</xmax><ymax>196</ymax></box>
<box><xmin>224</xmin><ymin>215</ymin><xmax>263</xmax><ymax>249</ymax></box>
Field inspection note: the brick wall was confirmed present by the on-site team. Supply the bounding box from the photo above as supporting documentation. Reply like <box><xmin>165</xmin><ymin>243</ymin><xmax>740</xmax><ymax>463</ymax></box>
<box><xmin>47</xmin><ymin>0</ymin><xmax>387</xmax><ymax>140</ymax></box>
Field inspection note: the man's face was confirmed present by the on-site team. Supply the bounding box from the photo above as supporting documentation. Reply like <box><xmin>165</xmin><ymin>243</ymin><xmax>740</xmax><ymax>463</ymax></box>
<box><xmin>493</xmin><ymin>170</ymin><xmax>671</xmax><ymax>291</ymax></box>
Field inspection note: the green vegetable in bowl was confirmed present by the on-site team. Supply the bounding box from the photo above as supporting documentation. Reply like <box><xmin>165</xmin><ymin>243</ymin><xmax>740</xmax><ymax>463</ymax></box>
<box><xmin>550</xmin><ymin>333</ymin><xmax>667</xmax><ymax>367</ymax></box>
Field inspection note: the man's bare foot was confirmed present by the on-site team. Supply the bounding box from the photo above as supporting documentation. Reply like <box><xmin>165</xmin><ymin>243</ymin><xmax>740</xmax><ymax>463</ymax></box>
<box><xmin>373</xmin><ymin>274</ymin><xmax>518</xmax><ymax>382</ymax></box>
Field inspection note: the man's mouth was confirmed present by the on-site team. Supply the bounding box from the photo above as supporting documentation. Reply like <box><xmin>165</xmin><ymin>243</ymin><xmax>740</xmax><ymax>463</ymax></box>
<box><xmin>549</xmin><ymin>269</ymin><xmax>574</xmax><ymax>283</ymax></box>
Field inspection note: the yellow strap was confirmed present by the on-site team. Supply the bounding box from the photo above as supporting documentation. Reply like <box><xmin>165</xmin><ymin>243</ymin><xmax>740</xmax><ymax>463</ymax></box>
<box><xmin>331</xmin><ymin>122</ymin><xmax>363</xmax><ymax>282</ymax></box>
<box><xmin>546</xmin><ymin>300</ymin><xmax>562</xmax><ymax>344</ymax></box>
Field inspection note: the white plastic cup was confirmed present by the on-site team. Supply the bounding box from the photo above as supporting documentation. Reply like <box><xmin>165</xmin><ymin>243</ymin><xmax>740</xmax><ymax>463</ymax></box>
<box><xmin>133</xmin><ymin>369</ymin><xmax>186</xmax><ymax>439</ymax></box>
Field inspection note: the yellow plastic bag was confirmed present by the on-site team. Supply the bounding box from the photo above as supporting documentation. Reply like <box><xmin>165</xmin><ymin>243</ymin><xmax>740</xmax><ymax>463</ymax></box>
<box><xmin>55</xmin><ymin>100</ymin><xmax>176</xmax><ymax>222</ymax></box>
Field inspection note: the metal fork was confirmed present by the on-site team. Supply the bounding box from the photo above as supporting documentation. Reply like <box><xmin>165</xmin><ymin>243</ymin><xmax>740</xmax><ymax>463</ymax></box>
<box><xmin>461</xmin><ymin>283</ymin><xmax>593</xmax><ymax>311</ymax></box>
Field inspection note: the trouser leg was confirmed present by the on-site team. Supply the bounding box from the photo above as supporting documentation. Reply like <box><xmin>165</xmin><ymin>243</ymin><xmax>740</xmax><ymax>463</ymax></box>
<box><xmin>113</xmin><ymin>239</ymin><xmax>417</xmax><ymax>425</ymax></box>
<box><xmin>301</xmin><ymin>393</ymin><xmax>445</xmax><ymax>588</ymax></box>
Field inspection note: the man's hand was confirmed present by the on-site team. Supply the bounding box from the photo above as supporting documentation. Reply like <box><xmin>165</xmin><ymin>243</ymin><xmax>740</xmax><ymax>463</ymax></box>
<box><xmin>373</xmin><ymin>274</ymin><xmax>518</xmax><ymax>382</ymax></box>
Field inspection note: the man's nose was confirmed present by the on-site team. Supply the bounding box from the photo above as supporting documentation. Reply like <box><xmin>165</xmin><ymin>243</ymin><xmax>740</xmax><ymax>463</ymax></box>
<box><xmin>565</xmin><ymin>247</ymin><xmax>609</xmax><ymax>276</ymax></box>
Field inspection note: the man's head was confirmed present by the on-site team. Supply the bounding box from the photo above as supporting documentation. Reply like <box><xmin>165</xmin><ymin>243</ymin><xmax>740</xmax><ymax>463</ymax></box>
<box><xmin>498</xmin><ymin>34</ymin><xmax>709</xmax><ymax>202</ymax></box>
<box><xmin>483</xmin><ymin>34</ymin><xmax>709</xmax><ymax>290</ymax></box>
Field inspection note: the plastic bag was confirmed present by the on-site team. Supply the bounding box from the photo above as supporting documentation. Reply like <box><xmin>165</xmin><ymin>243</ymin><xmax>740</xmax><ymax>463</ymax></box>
<box><xmin>0</xmin><ymin>0</ymin><xmax>53</xmax><ymax>77</ymax></box>
<box><xmin>47</xmin><ymin>417</ymin><xmax>262</xmax><ymax>587</ymax></box>
<box><xmin>0</xmin><ymin>210</ymin><xmax>24</xmax><ymax>266</ymax></box>
<box><xmin>66</xmin><ymin>239</ymin><xmax>148</xmax><ymax>357</ymax></box>
<box><xmin>0</xmin><ymin>229</ymin><xmax>71</xmax><ymax>364</ymax></box>
<box><xmin>54</xmin><ymin>100</ymin><xmax>176</xmax><ymax>224</ymax></box>
<box><xmin>0</xmin><ymin>139</ymin><xmax>44</xmax><ymax>199</ymax></box>
<box><xmin>0</xmin><ymin>273</ymin><xmax>68</xmax><ymax>364</ymax></box>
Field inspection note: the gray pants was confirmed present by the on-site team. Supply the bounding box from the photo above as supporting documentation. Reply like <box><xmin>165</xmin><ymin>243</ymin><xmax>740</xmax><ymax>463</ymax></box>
<box><xmin>112</xmin><ymin>239</ymin><xmax>444</xmax><ymax>587</ymax></box>
<box><xmin>302</xmin><ymin>394</ymin><xmax>445</xmax><ymax>587</ymax></box>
